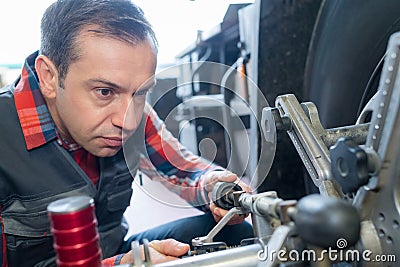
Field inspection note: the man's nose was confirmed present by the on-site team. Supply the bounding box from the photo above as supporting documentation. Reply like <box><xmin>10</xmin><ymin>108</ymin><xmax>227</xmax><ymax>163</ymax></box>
<box><xmin>112</xmin><ymin>98</ymin><xmax>139</xmax><ymax>133</ymax></box>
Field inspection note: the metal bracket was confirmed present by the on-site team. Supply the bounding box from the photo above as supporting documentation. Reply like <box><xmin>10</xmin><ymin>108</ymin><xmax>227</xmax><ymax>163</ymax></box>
<box><xmin>192</xmin><ymin>207</ymin><xmax>245</xmax><ymax>246</ymax></box>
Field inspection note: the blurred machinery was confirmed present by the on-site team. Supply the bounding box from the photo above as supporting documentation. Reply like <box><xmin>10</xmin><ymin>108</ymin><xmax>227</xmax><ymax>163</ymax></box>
<box><xmin>49</xmin><ymin>29</ymin><xmax>400</xmax><ymax>267</ymax></box>
<box><xmin>171</xmin><ymin>0</ymin><xmax>400</xmax><ymax>201</ymax></box>
<box><xmin>124</xmin><ymin>29</ymin><xmax>400</xmax><ymax>267</ymax></box>
<box><xmin>173</xmin><ymin>3</ymin><xmax>252</xmax><ymax>170</ymax></box>
<box><xmin>139</xmin><ymin>0</ymin><xmax>400</xmax><ymax>265</ymax></box>
<box><xmin>172</xmin><ymin>0</ymin><xmax>323</xmax><ymax>198</ymax></box>
<box><xmin>137</xmin><ymin>0</ymin><xmax>400</xmax><ymax>265</ymax></box>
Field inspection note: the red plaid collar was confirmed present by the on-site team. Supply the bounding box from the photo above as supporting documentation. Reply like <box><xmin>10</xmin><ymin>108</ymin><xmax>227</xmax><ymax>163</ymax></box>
<box><xmin>14</xmin><ymin>51</ymin><xmax>80</xmax><ymax>152</ymax></box>
<box><xmin>14</xmin><ymin>51</ymin><xmax>58</xmax><ymax>150</ymax></box>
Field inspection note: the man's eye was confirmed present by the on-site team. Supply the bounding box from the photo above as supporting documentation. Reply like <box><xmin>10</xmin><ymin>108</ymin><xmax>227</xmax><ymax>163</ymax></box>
<box><xmin>97</xmin><ymin>88</ymin><xmax>112</xmax><ymax>97</ymax></box>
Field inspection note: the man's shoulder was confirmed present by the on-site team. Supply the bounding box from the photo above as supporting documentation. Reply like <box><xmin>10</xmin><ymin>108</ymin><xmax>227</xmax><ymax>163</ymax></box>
<box><xmin>0</xmin><ymin>83</ymin><xmax>14</xmax><ymax>96</ymax></box>
<box><xmin>0</xmin><ymin>84</ymin><xmax>19</xmax><ymax>131</ymax></box>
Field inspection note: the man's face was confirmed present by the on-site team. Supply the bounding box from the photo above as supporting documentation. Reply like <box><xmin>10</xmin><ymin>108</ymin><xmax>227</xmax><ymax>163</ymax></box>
<box><xmin>49</xmin><ymin>32</ymin><xmax>157</xmax><ymax>157</ymax></box>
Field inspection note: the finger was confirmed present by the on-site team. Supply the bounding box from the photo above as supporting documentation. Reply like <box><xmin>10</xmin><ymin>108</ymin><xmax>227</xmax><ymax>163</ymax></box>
<box><xmin>226</xmin><ymin>215</ymin><xmax>246</xmax><ymax>225</ymax></box>
<box><xmin>213</xmin><ymin>207</ymin><xmax>245</xmax><ymax>219</ymax></box>
<box><xmin>209</xmin><ymin>203</ymin><xmax>228</xmax><ymax>217</ymax></box>
<box><xmin>119</xmin><ymin>251</ymin><xmax>133</xmax><ymax>264</ymax></box>
<box><xmin>211</xmin><ymin>207</ymin><xmax>231</xmax><ymax>221</ymax></box>
<box><xmin>212</xmin><ymin>211</ymin><xmax>246</xmax><ymax>225</ymax></box>
<box><xmin>236</xmin><ymin>180</ymin><xmax>252</xmax><ymax>193</ymax></box>
<box><xmin>214</xmin><ymin>170</ymin><xmax>238</xmax><ymax>183</ymax></box>
<box><xmin>213</xmin><ymin>207</ymin><xmax>226</xmax><ymax>218</ymax></box>
<box><xmin>204</xmin><ymin>171</ymin><xmax>238</xmax><ymax>192</ymax></box>
<box><xmin>149</xmin><ymin>239</ymin><xmax>190</xmax><ymax>257</ymax></box>
<box><xmin>147</xmin><ymin>247</ymin><xmax>180</xmax><ymax>264</ymax></box>
<box><xmin>212</xmin><ymin>213</ymin><xmax>222</xmax><ymax>223</ymax></box>
<box><xmin>212</xmin><ymin>204</ymin><xmax>248</xmax><ymax>224</ymax></box>
<box><xmin>204</xmin><ymin>172</ymin><xmax>222</xmax><ymax>192</ymax></box>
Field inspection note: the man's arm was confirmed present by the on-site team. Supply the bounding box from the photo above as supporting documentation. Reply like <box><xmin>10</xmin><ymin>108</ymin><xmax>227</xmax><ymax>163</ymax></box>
<box><xmin>139</xmin><ymin>103</ymin><xmax>251</xmax><ymax>220</ymax></box>
<box><xmin>139</xmin><ymin>103</ymin><xmax>222</xmax><ymax>210</ymax></box>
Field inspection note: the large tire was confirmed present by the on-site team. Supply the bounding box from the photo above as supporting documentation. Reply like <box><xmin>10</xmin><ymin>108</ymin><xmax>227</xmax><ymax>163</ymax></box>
<box><xmin>304</xmin><ymin>0</ymin><xmax>400</xmax><ymax>128</ymax></box>
<box><xmin>256</xmin><ymin>0</ymin><xmax>322</xmax><ymax>198</ymax></box>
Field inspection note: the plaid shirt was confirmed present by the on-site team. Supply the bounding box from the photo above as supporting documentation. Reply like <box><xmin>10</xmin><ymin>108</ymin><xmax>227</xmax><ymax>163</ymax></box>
<box><xmin>0</xmin><ymin>51</ymin><xmax>218</xmax><ymax>266</ymax></box>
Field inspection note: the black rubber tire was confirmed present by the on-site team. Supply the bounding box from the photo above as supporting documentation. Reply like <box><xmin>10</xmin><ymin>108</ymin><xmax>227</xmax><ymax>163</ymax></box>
<box><xmin>304</xmin><ymin>0</ymin><xmax>400</xmax><ymax>128</ymax></box>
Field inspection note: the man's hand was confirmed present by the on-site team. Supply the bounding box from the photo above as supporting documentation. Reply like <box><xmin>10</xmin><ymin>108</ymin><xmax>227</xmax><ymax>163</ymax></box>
<box><xmin>119</xmin><ymin>239</ymin><xmax>190</xmax><ymax>264</ymax></box>
<box><xmin>202</xmin><ymin>170</ymin><xmax>251</xmax><ymax>224</ymax></box>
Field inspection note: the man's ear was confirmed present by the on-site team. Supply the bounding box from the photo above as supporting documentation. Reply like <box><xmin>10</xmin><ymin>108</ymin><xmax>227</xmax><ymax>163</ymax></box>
<box><xmin>35</xmin><ymin>55</ymin><xmax>59</xmax><ymax>99</ymax></box>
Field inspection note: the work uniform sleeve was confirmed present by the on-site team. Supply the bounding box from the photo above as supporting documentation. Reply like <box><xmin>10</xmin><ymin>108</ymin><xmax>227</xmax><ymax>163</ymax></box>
<box><xmin>139</xmin><ymin>103</ymin><xmax>223</xmax><ymax>211</ymax></box>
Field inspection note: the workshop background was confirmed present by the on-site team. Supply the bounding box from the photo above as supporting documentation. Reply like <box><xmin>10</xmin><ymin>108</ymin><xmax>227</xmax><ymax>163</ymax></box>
<box><xmin>2</xmin><ymin>0</ymin><xmax>400</xmax><ymax>240</ymax></box>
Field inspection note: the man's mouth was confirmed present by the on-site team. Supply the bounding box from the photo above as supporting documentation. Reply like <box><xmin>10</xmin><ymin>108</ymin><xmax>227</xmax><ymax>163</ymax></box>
<box><xmin>100</xmin><ymin>136</ymin><xmax>123</xmax><ymax>147</ymax></box>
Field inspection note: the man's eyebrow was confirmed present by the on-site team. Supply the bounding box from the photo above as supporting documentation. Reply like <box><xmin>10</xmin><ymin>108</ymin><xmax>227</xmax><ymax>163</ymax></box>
<box><xmin>87</xmin><ymin>78</ymin><xmax>125</xmax><ymax>91</ymax></box>
<box><xmin>87</xmin><ymin>78</ymin><xmax>156</xmax><ymax>93</ymax></box>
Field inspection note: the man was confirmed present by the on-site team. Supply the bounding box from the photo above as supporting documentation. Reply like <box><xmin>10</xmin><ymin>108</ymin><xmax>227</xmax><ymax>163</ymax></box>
<box><xmin>0</xmin><ymin>0</ymin><xmax>253</xmax><ymax>266</ymax></box>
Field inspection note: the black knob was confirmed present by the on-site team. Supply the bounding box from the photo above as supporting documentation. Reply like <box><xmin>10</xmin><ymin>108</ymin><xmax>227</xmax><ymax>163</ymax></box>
<box><xmin>294</xmin><ymin>194</ymin><xmax>360</xmax><ymax>249</ymax></box>
<box><xmin>330</xmin><ymin>137</ymin><xmax>369</xmax><ymax>193</ymax></box>
<box><xmin>212</xmin><ymin>182</ymin><xmax>243</xmax><ymax>210</ymax></box>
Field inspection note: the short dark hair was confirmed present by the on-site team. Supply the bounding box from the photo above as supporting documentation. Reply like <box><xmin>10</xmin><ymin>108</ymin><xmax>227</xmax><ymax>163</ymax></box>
<box><xmin>40</xmin><ymin>0</ymin><xmax>157</xmax><ymax>86</ymax></box>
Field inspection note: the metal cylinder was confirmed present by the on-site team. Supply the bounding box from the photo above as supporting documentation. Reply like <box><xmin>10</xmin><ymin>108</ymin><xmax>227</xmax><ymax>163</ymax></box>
<box><xmin>47</xmin><ymin>196</ymin><xmax>102</xmax><ymax>267</ymax></box>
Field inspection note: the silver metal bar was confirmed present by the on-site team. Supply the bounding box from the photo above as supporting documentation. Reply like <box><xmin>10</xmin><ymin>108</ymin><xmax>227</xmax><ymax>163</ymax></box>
<box><xmin>322</xmin><ymin>123</ymin><xmax>370</xmax><ymax>147</ymax></box>
<box><xmin>261</xmin><ymin>225</ymin><xmax>292</xmax><ymax>267</ymax></box>
<box><xmin>192</xmin><ymin>207</ymin><xmax>243</xmax><ymax>245</ymax></box>
<box><xmin>131</xmin><ymin>240</ymin><xmax>144</xmax><ymax>267</ymax></box>
<box><xmin>240</xmin><ymin>191</ymin><xmax>283</xmax><ymax>239</ymax></box>
<box><xmin>153</xmin><ymin>244</ymin><xmax>262</xmax><ymax>267</ymax></box>
<box><xmin>238</xmin><ymin>192</ymin><xmax>281</xmax><ymax>218</ymax></box>
<box><xmin>275</xmin><ymin>94</ymin><xmax>339</xmax><ymax>196</ymax></box>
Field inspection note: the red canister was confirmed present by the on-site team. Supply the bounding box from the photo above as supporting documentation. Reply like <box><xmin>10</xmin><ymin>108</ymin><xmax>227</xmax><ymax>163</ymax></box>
<box><xmin>47</xmin><ymin>196</ymin><xmax>102</xmax><ymax>267</ymax></box>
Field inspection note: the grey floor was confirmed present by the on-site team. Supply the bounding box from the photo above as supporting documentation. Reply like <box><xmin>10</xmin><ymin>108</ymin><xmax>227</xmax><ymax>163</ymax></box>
<box><xmin>124</xmin><ymin>173</ymin><xmax>203</xmax><ymax>238</ymax></box>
